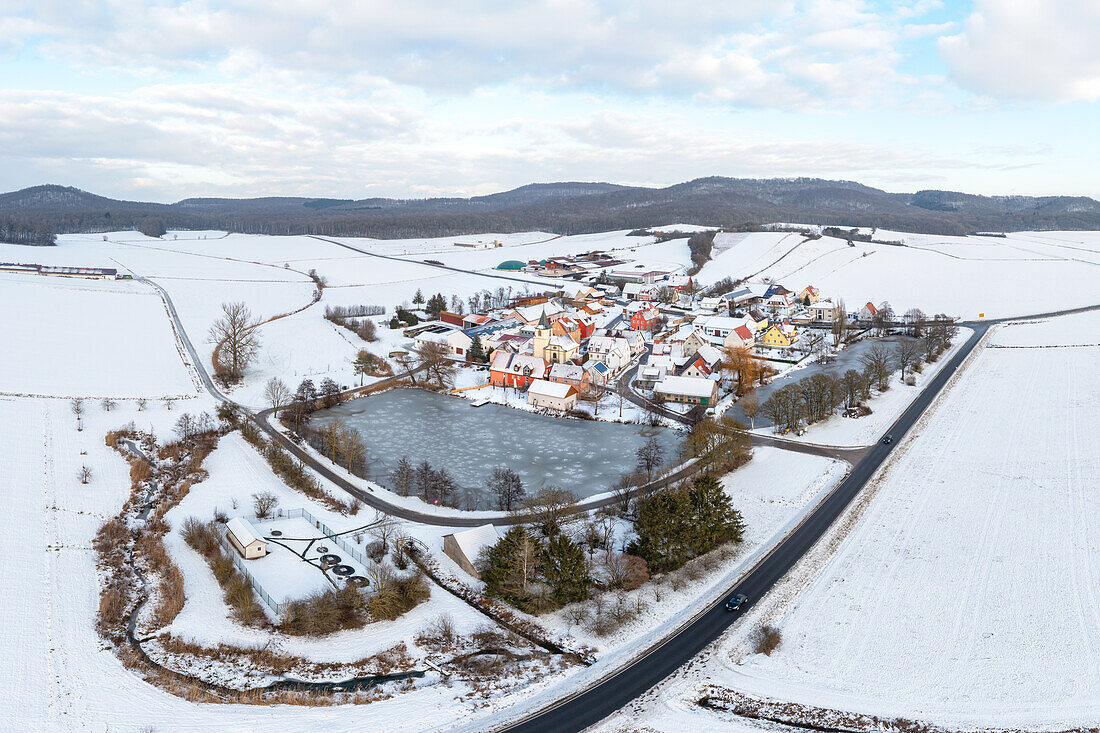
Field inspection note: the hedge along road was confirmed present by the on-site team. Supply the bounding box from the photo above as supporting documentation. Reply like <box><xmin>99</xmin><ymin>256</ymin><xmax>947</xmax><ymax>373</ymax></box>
<box><xmin>494</xmin><ymin>303</ymin><xmax>1100</xmax><ymax>733</ymax></box>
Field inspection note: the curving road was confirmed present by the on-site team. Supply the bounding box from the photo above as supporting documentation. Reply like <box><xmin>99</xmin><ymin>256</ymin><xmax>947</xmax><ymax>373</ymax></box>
<box><xmin>497</xmin><ymin>303</ymin><xmax>1100</xmax><ymax>733</ymax></box>
<box><xmin>145</xmin><ymin>268</ymin><xmax>1097</xmax><ymax>731</ymax></box>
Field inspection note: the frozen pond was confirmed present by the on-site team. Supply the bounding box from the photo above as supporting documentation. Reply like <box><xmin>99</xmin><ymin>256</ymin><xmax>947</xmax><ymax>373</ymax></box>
<box><xmin>314</xmin><ymin>389</ymin><xmax>683</xmax><ymax>507</ymax></box>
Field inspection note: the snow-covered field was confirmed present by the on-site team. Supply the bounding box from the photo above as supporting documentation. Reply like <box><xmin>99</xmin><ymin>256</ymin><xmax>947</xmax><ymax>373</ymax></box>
<box><xmin>0</xmin><ymin>273</ymin><xmax>198</xmax><ymax>398</ymax></box>
<box><xmin>600</xmin><ymin>309</ymin><xmax>1100</xmax><ymax>732</ymax></box>
<box><xmin>696</xmin><ymin>230</ymin><xmax>1100</xmax><ymax>320</ymax></box>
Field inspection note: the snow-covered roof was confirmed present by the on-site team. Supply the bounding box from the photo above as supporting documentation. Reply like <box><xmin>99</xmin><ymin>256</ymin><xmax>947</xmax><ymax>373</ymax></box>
<box><xmin>549</xmin><ymin>363</ymin><xmax>585</xmax><ymax>381</ymax></box>
<box><xmin>656</xmin><ymin>375</ymin><xmax>716</xmax><ymax>398</ymax></box>
<box><xmin>695</xmin><ymin>344</ymin><xmax>723</xmax><ymax>365</ymax></box>
<box><xmin>698</xmin><ymin>315</ymin><xmax>748</xmax><ymax>332</ymax></box>
<box><xmin>226</xmin><ymin>517</ymin><xmax>264</xmax><ymax>548</ymax></box>
<box><xmin>549</xmin><ymin>334</ymin><xmax>579</xmax><ymax>350</ymax></box>
<box><xmin>445</xmin><ymin>524</ymin><xmax>499</xmax><ymax>563</ymax></box>
<box><xmin>528</xmin><ymin>379</ymin><xmax>576</xmax><ymax>399</ymax></box>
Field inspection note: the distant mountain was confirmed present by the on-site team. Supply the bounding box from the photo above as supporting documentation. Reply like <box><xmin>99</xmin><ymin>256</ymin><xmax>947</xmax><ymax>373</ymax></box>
<box><xmin>3</xmin><ymin>178</ymin><xmax>1100</xmax><ymax>246</ymax></box>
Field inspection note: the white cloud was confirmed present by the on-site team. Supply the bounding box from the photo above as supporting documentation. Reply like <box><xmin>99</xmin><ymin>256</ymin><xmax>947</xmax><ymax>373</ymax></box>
<box><xmin>939</xmin><ymin>0</ymin><xmax>1100</xmax><ymax>101</ymax></box>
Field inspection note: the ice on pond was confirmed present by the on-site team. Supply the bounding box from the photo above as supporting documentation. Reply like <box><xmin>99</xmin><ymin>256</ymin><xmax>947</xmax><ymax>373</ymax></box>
<box><xmin>313</xmin><ymin>388</ymin><xmax>682</xmax><ymax>505</ymax></box>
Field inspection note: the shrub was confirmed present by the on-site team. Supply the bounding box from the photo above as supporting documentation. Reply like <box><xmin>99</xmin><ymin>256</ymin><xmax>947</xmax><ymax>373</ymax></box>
<box><xmin>755</xmin><ymin>625</ymin><xmax>782</xmax><ymax>656</ymax></box>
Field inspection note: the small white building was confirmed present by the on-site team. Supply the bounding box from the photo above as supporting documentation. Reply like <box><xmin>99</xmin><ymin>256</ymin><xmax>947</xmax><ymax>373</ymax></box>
<box><xmin>527</xmin><ymin>379</ymin><xmax>579</xmax><ymax>412</ymax></box>
<box><xmin>225</xmin><ymin>517</ymin><xmax>268</xmax><ymax>559</ymax></box>
<box><xmin>442</xmin><ymin>524</ymin><xmax>500</xmax><ymax>578</ymax></box>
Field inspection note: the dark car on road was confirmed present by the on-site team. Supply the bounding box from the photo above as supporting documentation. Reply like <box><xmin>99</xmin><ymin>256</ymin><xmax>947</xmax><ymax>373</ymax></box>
<box><xmin>724</xmin><ymin>593</ymin><xmax>748</xmax><ymax>611</ymax></box>
<box><xmin>882</xmin><ymin>435</ymin><xmax>893</xmax><ymax>444</ymax></box>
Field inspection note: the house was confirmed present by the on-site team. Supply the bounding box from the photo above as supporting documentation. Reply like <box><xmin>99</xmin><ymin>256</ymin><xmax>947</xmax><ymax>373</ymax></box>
<box><xmin>413</xmin><ymin>325</ymin><xmax>473</xmax><ymax>357</ymax></box>
<box><xmin>509</xmin><ymin>301</ymin><xmax>567</xmax><ymax>325</ymax></box>
<box><xmin>669</xmin><ymin>327</ymin><xmax>709</xmax><ymax>358</ymax></box>
<box><xmin>692</xmin><ymin>344</ymin><xmax>724</xmax><ymax>371</ymax></box>
<box><xmin>586</xmin><ymin>336</ymin><xmax>632</xmax><ymax>373</ymax></box>
<box><xmin>667</xmin><ymin>274</ymin><xmax>693</xmax><ymax>291</ymax></box>
<box><xmin>808</xmin><ymin>300</ymin><xmax>839</xmax><ymax>322</ymax></box>
<box><xmin>764</xmin><ymin>292</ymin><xmax>799</xmax><ymax>319</ymax></box>
<box><xmin>799</xmin><ymin>285</ymin><xmax>820</xmax><ymax>304</ymax></box>
<box><xmin>697</xmin><ymin>315</ymin><xmax>751</xmax><ymax>341</ymax></box>
<box><xmin>745</xmin><ymin>309</ymin><xmax>769</xmax><ymax>333</ymax></box>
<box><xmin>655</xmin><ymin>375</ymin><xmax>718</xmax><ymax>406</ymax></box>
<box><xmin>698</xmin><ymin>296</ymin><xmax>723</xmax><ymax>312</ymax></box>
<box><xmin>442</xmin><ymin>524</ymin><xmax>500</xmax><ymax>578</ymax></box>
<box><xmin>628</xmin><ymin>303</ymin><xmax>661</xmax><ymax>331</ymax></box>
<box><xmin>586</xmin><ymin>360</ymin><xmax>612</xmax><ymax>386</ymax></box>
<box><xmin>527</xmin><ymin>379</ymin><xmax>579</xmax><ymax>411</ymax></box>
<box><xmin>762</xmin><ymin>283</ymin><xmax>792</xmax><ymax>299</ymax></box>
<box><xmin>858</xmin><ymin>301</ymin><xmax>878</xmax><ymax>322</ymax></box>
<box><xmin>677</xmin><ymin>354</ymin><xmax>715</xmax><ymax>380</ymax></box>
<box><xmin>761</xmin><ymin>322</ymin><xmax>799</xmax><ymax>347</ymax></box>
<box><xmin>225</xmin><ymin>517</ymin><xmax>268</xmax><ymax>559</ymax></box>
<box><xmin>719</xmin><ymin>287</ymin><xmax>757</xmax><ymax>311</ymax></box>
<box><xmin>549</xmin><ymin>362</ymin><xmax>590</xmax><ymax>395</ymax></box>
<box><xmin>563</xmin><ymin>285</ymin><xmax>599</xmax><ymax>304</ymax></box>
<box><xmin>489</xmin><ymin>351</ymin><xmax>547</xmax><ymax>388</ymax></box>
<box><xmin>622</xmin><ymin>282</ymin><xmax>660</xmax><ymax>301</ymax></box>
<box><xmin>439</xmin><ymin>311</ymin><xmax>465</xmax><ymax>327</ymax></box>
<box><xmin>723</xmin><ymin>323</ymin><xmax>756</xmax><ymax>349</ymax></box>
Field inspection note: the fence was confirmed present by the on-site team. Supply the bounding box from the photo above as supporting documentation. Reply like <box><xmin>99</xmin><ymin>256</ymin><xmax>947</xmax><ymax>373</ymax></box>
<box><xmin>216</xmin><ymin>526</ymin><xmax>284</xmax><ymax>617</ymax></box>
<box><xmin>275</xmin><ymin>507</ymin><xmax>369</xmax><ymax>565</ymax></box>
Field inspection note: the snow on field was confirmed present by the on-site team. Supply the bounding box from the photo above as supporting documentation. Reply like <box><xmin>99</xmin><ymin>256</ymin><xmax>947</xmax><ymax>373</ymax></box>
<box><xmin>0</xmin><ymin>273</ymin><xmax>197</xmax><ymax>398</ymax></box>
<box><xmin>696</xmin><ymin>231</ymin><xmax>1100</xmax><ymax>320</ymax></box>
<box><xmin>646</xmin><ymin>311</ymin><xmax>1100</xmax><ymax>731</ymax></box>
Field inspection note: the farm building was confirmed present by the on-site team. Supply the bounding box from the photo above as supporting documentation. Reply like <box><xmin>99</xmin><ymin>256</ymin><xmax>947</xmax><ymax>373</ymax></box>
<box><xmin>442</xmin><ymin>524</ymin><xmax>500</xmax><ymax>578</ymax></box>
<box><xmin>225</xmin><ymin>517</ymin><xmax>268</xmax><ymax>559</ymax></box>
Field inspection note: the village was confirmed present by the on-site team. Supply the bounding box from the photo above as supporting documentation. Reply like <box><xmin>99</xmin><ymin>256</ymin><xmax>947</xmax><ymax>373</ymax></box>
<box><xmin>398</xmin><ymin>252</ymin><xmax>892</xmax><ymax>423</ymax></box>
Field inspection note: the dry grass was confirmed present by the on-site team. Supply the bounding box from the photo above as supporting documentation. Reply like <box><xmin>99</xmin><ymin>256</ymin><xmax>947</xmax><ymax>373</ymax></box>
<box><xmin>755</xmin><ymin>625</ymin><xmax>782</xmax><ymax>656</ymax></box>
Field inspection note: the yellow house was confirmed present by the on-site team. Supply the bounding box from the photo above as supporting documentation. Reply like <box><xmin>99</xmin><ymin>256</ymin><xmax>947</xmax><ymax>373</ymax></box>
<box><xmin>799</xmin><ymin>285</ymin><xmax>820</xmax><ymax>304</ymax></box>
<box><xmin>761</xmin><ymin>322</ymin><xmax>799</xmax><ymax>347</ymax></box>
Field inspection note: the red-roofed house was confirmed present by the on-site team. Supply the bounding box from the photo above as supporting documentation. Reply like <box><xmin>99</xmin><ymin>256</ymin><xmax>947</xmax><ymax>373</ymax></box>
<box><xmin>859</xmin><ymin>301</ymin><xmax>878</xmax><ymax>322</ymax></box>
<box><xmin>489</xmin><ymin>352</ymin><xmax>548</xmax><ymax>388</ymax></box>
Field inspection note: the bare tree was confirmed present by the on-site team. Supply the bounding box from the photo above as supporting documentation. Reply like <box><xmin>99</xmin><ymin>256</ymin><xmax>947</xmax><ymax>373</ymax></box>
<box><xmin>252</xmin><ymin>490</ymin><xmax>279</xmax><ymax>519</ymax></box>
<box><xmin>521</xmin><ymin>487</ymin><xmax>580</xmax><ymax>537</ymax></box>
<box><xmin>70</xmin><ymin>398</ymin><xmax>85</xmax><ymax>431</ymax></box>
<box><xmin>486</xmin><ymin>465</ymin><xmax>526</xmax><ymax>511</ymax></box>
<box><xmin>264</xmin><ymin>377</ymin><xmax>291</xmax><ymax>413</ymax></box>
<box><xmin>208</xmin><ymin>301</ymin><xmax>262</xmax><ymax>382</ymax></box>
<box><xmin>860</xmin><ymin>343</ymin><xmax>893</xmax><ymax>391</ymax></box>
<box><xmin>416</xmin><ymin>341</ymin><xmax>457</xmax><ymax>389</ymax></box>
<box><xmin>136</xmin><ymin>398</ymin><xmax>147</xmax><ymax>411</ymax></box>
<box><xmin>370</xmin><ymin>514</ymin><xmax>400</xmax><ymax>555</ymax></box>
<box><xmin>832</xmin><ymin>298</ymin><xmax>848</xmax><ymax>347</ymax></box>
<box><xmin>78</xmin><ymin>465</ymin><xmax>92</xmax><ymax>484</ymax></box>
<box><xmin>393</xmin><ymin>351</ymin><xmax>418</xmax><ymax>385</ymax></box>
<box><xmin>895</xmin><ymin>339</ymin><xmax>921</xmax><ymax>379</ymax></box>
<box><xmin>163</xmin><ymin>396</ymin><xmax>175</xmax><ymax>411</ymax></box>
<box><xmin>636</xmin><ymin>436</ymin><xmax>665</xmax><ymax>482</ymax></box>
<box><xmin>739</xmin><ymin>393</ymin><xmax>761</xmax><ymax>429</ymax></box>
<box><xmin>903</xmin><ymin>308</ymin><xmax>927</xmax><ymax>337</ymax></box>
<box><xmin>101</xmin><ymin>397</ymin><xmax>117</xmax><ymax>412</ymax></box>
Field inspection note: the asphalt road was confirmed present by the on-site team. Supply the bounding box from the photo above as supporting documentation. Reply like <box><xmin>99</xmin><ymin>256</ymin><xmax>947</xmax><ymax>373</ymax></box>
<box><xmin>145</xmin><ymin>266</ymin><xmax>1097</xmax><ymax>730</ymax></box>
<box><xmin>498</xmin><ymin>322</ymin><xmax>992</xmax><ymax>733</ymax></box>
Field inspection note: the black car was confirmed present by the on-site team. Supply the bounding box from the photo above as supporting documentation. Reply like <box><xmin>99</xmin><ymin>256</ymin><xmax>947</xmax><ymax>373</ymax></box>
<box><xmin>724</xmin><ymin>593</ymin><xmax>748</xmax><ymax>611</ymax></box>
<box><xmin>882</xmin><ymin>435</ymin><xmax>893</xmax><ymax>444</ymax></box>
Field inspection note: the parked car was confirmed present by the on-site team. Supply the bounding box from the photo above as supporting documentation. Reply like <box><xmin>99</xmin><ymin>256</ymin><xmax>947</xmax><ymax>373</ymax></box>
<box><xmin>882</xmin><ymin>435</ymin><xmax>893</xmax><ymax>444</ymax></box>
<box><xmin>724</xmin><ymin>593</ymin><xmax>748</xmax><ymax>612</ymax></box>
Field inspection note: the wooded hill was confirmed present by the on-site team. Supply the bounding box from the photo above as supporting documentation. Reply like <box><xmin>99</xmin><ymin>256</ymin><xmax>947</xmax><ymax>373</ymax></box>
<box><xmin>4</xmin><ymin>177</ymin><xmax>1100</xmax><ymax>245</ymax></box>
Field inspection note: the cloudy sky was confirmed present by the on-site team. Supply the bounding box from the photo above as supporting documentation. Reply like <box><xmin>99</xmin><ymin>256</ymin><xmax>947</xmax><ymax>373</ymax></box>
<box><xmin>2</xmin><ymin>0</ymin><xmax>1098</xmax><ymax>201</ymax></box>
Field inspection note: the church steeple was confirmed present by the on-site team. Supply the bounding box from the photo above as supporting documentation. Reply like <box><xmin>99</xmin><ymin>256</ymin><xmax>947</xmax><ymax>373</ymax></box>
<box><xmin>537</xmin><ymin>309</ymin><xmax>550</xmax><ymax>330</ymax></box>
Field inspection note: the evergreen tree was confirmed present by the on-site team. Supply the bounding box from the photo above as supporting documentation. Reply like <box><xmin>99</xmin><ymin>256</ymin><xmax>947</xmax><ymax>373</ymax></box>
<box><xmin>688</xmin><ymin>474</ymin><xmax>745</xmax><ymax>555</ymax></box>
<box><xmin>412</xmin><ymin>289</ymin><xmax>425</xmax><ymax>308</ymax></box>
<box><xmin>631</xmin><ymin>487</ymin><xmax>694</xmax><ymax>571</ymax></box>
<box><xmin>468</xmin><ymin>334</ymin><xmax>487</xmax><ymax>363</ymax></box>
<box><xmin>319</xmin><ymin>377</ymin><xmax>341</xmax><ymax>407</ymax></box>
<box><xmin>540</xmin><ymin>534</ymin><xmax>592</xmax><ymax>605</ymax></box>
<box><xmin>480</xmin><ymin>526</ymin><xmax>540</xmax><ymax>610</ymax></box>
<box><xmin>426</xmin><ymin>292</ymin><xmax>448</xmax><ymax>319</ymax></box>
<box><xmin>390</xmin><ymin>456</ymin><xmax>415</xmax><ymax>496</ymax></box>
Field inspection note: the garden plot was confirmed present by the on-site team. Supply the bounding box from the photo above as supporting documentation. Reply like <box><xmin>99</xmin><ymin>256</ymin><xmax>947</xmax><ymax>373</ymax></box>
<box><xmin>681</xmin><ymin>311</ymin><xmax>1100</xmax><ymax>731</ymax></box>
<box><xmin>0</xmin><ymin>273</ymin><xmax>196</xmax><ymax>398</ymax></box>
